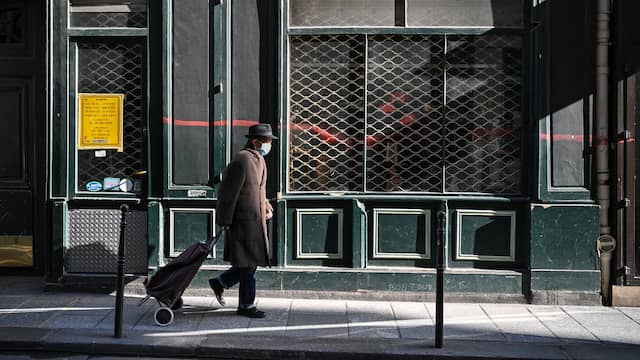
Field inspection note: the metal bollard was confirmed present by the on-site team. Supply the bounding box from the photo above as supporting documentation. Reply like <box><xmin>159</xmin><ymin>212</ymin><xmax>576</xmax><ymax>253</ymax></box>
<box><xmin>435</xmin><ymin>201</ymin><xmax>446</xmax><ymax>348</ymax></box>
<box><xmin>114</xmin><ymin>204</ymin><xmax>129</xmax><ymax>338</ymax></box>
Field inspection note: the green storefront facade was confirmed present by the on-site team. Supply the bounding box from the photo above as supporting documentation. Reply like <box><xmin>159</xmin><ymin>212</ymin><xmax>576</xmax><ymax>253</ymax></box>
<box><xmin>4</xmin><ymin>0</ymin><xmax>640</xmax><ymax>305</ymax></box>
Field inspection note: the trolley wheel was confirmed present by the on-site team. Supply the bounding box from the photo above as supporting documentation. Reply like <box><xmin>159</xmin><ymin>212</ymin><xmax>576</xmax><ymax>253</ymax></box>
<box><xmin>154</xmin><ymin>306</ymin><xmax>174</xmax><ymax>326</ymax></box>
<box><xmin>170</xmin><ymin>297</ymin><xmax>183</xmax><ymax>311</ymax></box>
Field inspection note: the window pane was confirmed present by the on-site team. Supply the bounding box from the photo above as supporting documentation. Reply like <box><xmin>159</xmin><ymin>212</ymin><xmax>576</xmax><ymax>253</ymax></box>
<box><xmin>77</xmin><ymin>41</ymin><xmax>146</xmax><ymax>194</ymax></box>
<box><xmin>231</xmin><ymin>0</ymin><xmax>261</xmax><ymax>156</ymax></box>
<box><xmin>445</xmin><ymin>35</ymin><xmax>522</xmax><ymax>193</ymax></box>
<box><xmin>288</xmin><ymin>35</ymin><xmax>365</xmax><ymax>192</ymax></box>
<box><xmin>407</xmin><ymin>0</ymin><xmax>523</xmax><ymax>27</ymax></box>
<box><xmin>367</xmin><ymin>35</ymin><xmax>444</xmax><ymax>192</ymax></box>
<box><xmin>289</xmin><ymin>0</ymin><xmax>396</xmax><ymax>27</ymax></box>
<box><xmin>549</xmin><ymin>0</ymin><xmax>588</xmax><ymax>187</ymax></box>
<box><xmin>172</xmin><ymin>0</ymin><xmax>209</xmax><ymax>185</ymax></box>
<box><xmin>70</xmin><ymin>0</ymin><xmax>147</xmax><ymax>28</ymax></box>
<box><xmin>551</xmin><ymin>102</ymin><xmax>585</xmax><ymax>186</ymax></box>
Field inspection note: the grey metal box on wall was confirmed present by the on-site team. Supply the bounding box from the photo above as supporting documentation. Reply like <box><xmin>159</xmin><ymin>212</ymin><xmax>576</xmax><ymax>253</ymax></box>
<box><xmin>65</xmin><ymin>208</ymin><xmax>148</xmax><ymax>274</ymax></box>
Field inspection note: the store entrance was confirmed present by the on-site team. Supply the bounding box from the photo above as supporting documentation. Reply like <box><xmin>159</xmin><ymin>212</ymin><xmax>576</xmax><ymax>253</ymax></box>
<box><xmin>0</xmin><ymin>0</ymin><xmax>45</xmax><ymax>272</ymax></box>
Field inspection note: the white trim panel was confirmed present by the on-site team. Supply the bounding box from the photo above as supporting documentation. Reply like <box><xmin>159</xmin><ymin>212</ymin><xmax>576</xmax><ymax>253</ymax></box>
<box><xmin>295</xmin><ymin>208</ymin><xmax>343</xmax><ymax>259</ymax></box>
<box><xmin>168</xmin><ymin>208</ymin><xmax>216</xmax><ymax>258</ymax></box>
<box><xmin>455</xmin><ymin>209</ymin><xmax>516</xmax><ymax>262</ymax></box>
<box><xmin>372</xmin><ymin>208</ymin><xmax>431</xmax><ymax>259</ymax></box>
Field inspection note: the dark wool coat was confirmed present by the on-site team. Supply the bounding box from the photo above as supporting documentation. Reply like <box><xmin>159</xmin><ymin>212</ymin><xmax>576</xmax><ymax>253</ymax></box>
<box><xmin>216</xmin><ymin>148</ymin><xmax>271</xmax><ymax>267</ymax></box>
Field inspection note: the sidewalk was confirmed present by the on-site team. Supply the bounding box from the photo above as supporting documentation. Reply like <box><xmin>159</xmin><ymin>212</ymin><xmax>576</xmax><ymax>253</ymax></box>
<box><xmin>1</xmin><ymin>277</ymin><xmax>639</xmax><ymax>360</ymax></box>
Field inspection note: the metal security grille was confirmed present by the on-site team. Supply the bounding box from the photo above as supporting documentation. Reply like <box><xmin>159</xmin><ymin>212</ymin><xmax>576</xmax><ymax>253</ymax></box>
<box><xmin>288</xmin><ymin>34</ymin><xmax>522</xmax><ymax>194</ymax></box>
<box><xmin>66</xmin><ymin>209</ymin><xmax>148</xmax><ymax>273</ymax></box>
<box><xmin>367</xmin><ymin>35</ymin><xmax>444</xmax><ymax>192</ymax></box>
<box><xmin>77</xmin><ymin>42</ymin><xmax>146</xmax><ymax>194</ymax></box>
<box><xmin>445</xmin><ymin>35</ymin><xmax>522</xmax><ymax>193</ymax></box>
<box><xmin>289</xmin><ymin>35</ymin><xmax>365</xmax><ymax>192</ymax></box>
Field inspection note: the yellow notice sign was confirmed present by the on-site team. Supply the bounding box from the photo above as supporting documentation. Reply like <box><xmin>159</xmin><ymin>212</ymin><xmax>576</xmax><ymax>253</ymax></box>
<box><xmin>78</xmin><ymin>93</ymin><xmax>124</xmax><ymax>152</ymax></box>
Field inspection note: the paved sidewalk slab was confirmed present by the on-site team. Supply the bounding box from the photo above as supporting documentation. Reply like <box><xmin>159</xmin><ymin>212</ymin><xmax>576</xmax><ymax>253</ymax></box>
<box><xmin>347</xmin><ymin>300</ymin><xmax>399</xmax><ymax>338</ymax></box>
<box><xmin>288</xmin><ymin>299</ymin><xmax>349</xmax><ymax>338</ymax></box>
<box><xmin>481</xmin><ymin>303</ymin><xmax>555</xmax><ymax>343</ymax></box>
<box><xmin>563</xmin><ymin>306</ymin><xmax>640</xmax><ymax>345</ymax></box>
<box><xmin>1</xmin><ymin>277</ymin><xmax>640</xmax><ymax>360</ymax></box>
<box><xmin>528</xmin><ymin>305</ymin><xmax>599</xmax><ymax>343</ymax></box>
<box><xmin>392</xmin><ymin>301</ymin><xmax>432</xmax><ymax>339</ymax></box>
<box><xmin>426</xmin><ymin>303</ymin><xmax>503</xmax><ymax>342</ymax></box>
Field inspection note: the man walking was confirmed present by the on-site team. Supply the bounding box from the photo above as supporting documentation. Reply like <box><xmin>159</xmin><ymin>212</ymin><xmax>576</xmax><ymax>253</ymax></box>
<box><xmin>209</xmin><ymin>123</ymin><xmax>277</xmax><ymax>318</ymax></box>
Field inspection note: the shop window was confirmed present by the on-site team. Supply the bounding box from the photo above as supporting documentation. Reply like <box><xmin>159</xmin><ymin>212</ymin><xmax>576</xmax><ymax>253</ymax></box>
<box><xmin>170</xmin><ymin>0</ymin><xmax>211</xmax><ymax>185</ymax></box>
<box><xmin>75</xmin><ymin>40</ymin><xmax>146</xmax><ymax>195</ymax></box>
<box><xmin>288</xmin><ymin>34</ymin><xmax>523</xmax><ymax>194</ymax></box>
<box><xmin>366</xmin><ymin>35</ymin><xmax>444</xmax><ymax>192</ymax></box>
<box><xmin>69</xmin><ymin>0</ymin><xmax>147</xmax><ymax>28</ymax></box>
<box><xmin>548</xmin><ymin>0</ymin><xmax>590</xmax><ymax>188</ymax></box>
<box><xmin>445</xmin><ymin>35</ymin><xmax>522</xmax><ymax>193</ymax></box>
<box><xmin>289</xmin><ymin>35</ymin><xmax>365</xmax><ymax>192</ymax></box>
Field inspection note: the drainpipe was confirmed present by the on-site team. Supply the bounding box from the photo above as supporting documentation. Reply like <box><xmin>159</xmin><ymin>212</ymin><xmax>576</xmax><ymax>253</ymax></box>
<box><xmin>595</xmin><ymin>0</ymin><xmax>616</xmax><ymax>306</ymax></box>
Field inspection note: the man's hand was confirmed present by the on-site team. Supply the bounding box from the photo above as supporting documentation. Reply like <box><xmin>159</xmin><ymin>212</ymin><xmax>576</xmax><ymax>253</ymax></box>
<box><xmin>265</xmin><ymin>200</ymin><xmax>274</xmax><ymax>220</ymax></box>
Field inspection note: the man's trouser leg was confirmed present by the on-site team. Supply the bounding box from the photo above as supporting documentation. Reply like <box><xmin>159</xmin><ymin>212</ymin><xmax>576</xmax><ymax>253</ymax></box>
<box><xmin>238</xmin><ymin>267</ymin><xmax>257</xmax><ymax>308</ymax></box>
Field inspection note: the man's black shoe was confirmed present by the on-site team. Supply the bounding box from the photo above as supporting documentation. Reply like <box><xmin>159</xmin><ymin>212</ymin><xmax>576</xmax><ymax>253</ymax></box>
<box><xmin>208</xmin><ymin>278</ymin><xmax>226</xmax><ymax>307</ymax></box>
<box><xmin>237</xmin><ymin>307</ymin><xmax>266</xmax><ymax>318</ymax></box>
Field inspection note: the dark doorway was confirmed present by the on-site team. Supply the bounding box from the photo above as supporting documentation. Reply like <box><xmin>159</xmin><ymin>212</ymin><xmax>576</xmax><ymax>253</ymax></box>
<box><xmin>614</xmin><ymin>0</ymin><xmax>640</xmax><ymax>285</ymax></box>
<box><xmin>0</xmin><ymin>0</ymin><xmax>46</xmax><ymax>273</ymax></box>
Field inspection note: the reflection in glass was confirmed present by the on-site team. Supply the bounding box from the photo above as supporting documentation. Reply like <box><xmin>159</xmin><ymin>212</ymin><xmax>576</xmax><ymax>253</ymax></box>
<box><xmin>70</xmin><ymin>0</ymin><xmax>147</xmax><ymax>28</ymax></box>
<box><xmin>289</xmin><ymin>0</ymin><xmax>395</xmax><ymax>27</ymax></box>
<box><xmin>407</xmin><ymin>0</ymin><xmax>522</xmax><ymax>27</ymax></box>
<box><xmin>551</xmin><ymin>101</ymin><xmax>585</xmax><ymax>187</ymax></box>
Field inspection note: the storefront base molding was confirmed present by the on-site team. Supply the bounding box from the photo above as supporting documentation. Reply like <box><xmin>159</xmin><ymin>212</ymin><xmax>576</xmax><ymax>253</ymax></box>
<box><xmin>530</xmin><ymin>269</ymin><xmax>600</xmax><ymax>292</ymax></box>
<box><xmin>528</xmin><ymin>290</ymin><xmax>601</xmax><ymax>305</ymax></box>
<box><xmin>48</xmin><ymin>269</ymin><xmax>602</xmax><ymax>305</ymax></box>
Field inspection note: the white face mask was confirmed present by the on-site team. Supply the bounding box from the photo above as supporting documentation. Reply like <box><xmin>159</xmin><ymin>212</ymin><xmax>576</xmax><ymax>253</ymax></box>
<box><xmin>258</xmin><ymin>142</ymin><xmax>272</xmax><ymax>156</ymax></box>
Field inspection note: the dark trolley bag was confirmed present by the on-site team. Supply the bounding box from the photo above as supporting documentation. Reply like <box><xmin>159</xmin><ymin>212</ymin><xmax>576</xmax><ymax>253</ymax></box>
<box><xmin>139</xmin><ymin>226</ymin><xmax>226</xmax><ymax>326</ymax></box>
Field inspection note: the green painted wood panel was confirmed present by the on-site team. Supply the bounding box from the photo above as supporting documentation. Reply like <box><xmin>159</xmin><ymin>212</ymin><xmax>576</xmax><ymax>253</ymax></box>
<box><xmin>530</xmin><ymin>204</ymin><xmax>599</xmax><ymax>270</ymax></box>
<box><xmin>377</xmin><ymin>212</ymin><xmax>426</xmax><ymax>254</ymax></box>
<box><xmin>459</xmin><ymin>214</ymin><xmax>512</xmax><ymax>258</ymax></box>
<box><xmin>172</xmin><ymin>211</ymin><xmax>211</xmax><ymax>253</ymax></box>
<box><xmin>531</xmin><ymin>270</ymin><xmax>599</xmax><ymax>291</ymax></box>
<box><xmin>286</xmin><ymin>203</ymin><xmax>349</xmax><ymax>267</ymax></box>
<box><xmin>147</xmin><ymin>201</ymin><xmax>162</xmax><ymax>268</ymax></box>
<box><xmin>299</xmin><ymin>212</ymin><xmax>340</xmax><ymax>255</ymax></box>
<box><xmin>194</xmin><ymin>268</ymin><xmax>522</xmax><ymax>294</ymax></box>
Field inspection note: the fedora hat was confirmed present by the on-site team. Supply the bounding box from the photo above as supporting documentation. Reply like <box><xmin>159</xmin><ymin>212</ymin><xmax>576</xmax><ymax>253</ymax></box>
<box><xmin>246</xmin><ymin>123</ymin><xmax>278</xmax><ymax>139</ymax></box>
